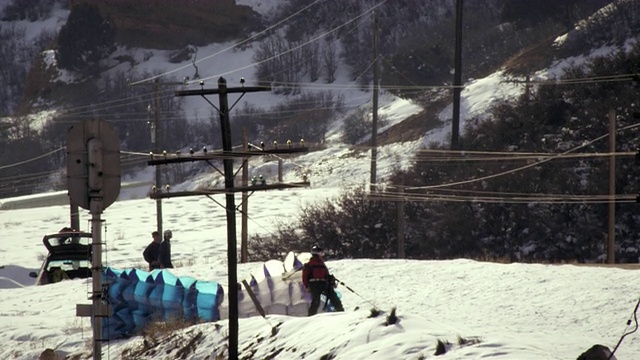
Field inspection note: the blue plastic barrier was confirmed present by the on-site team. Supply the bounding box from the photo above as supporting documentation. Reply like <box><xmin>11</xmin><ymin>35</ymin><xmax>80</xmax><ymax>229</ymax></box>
<box><xmin>101</xmin><ymin>267</ymin><xmax>224</xmax><ymax>339</ymax></box>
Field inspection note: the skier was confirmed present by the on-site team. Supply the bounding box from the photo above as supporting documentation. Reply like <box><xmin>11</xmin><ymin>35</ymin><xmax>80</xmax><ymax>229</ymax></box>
<box><xmin>143</xmin><ymin>231</ymin><xmax>162</xmax><ymax>270</ymax></box>
<box><xmin>302</xmin><ymin>245</ymin><xmax>344</xmax><ymax>316</ymax></box>
<box><xmin>159</xmin><ymin>229</ymin><xmax>174</xmax><ymax>269</ymax></box>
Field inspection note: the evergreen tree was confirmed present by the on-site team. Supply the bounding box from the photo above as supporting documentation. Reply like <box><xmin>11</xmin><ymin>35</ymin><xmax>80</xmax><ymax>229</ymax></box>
<box><xmin>57</xmin><ymin>3</ymin><xmax>116</xmax><ymax>74</ymax></box>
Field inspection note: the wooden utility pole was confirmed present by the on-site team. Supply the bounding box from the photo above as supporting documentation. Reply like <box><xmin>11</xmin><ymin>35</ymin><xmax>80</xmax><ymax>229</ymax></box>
<box><xmin>607</xmin><ymin>108</ymin><xmax>616</xmax><ymax>263</ymax></box>
<box><xmin>153</xmin><ymin>78</ymin><xmax>309</xmax><ymax>359</ymax></box>
<box><xmin>397</xmin><ymin>185</ymin><xmax>406</xmax><ymax>258</ymax></box>
<box><xmin>241</xmin><ymin>128</ymin><xmax>249</xmax><ymax>263</ymax></box>
<box><xmin>370</xmin><ymin>11</ymin><xmax>379</xmax><ymax>192</ymax></box>
<box><xmin>130</xmin><ymin>77</ymin><xmax>185</xmax><ymax>235</ymax></box>
<box><xmin>451</xmin><ymin>0</ymin><xmax>463</xmax><ymax>149</ymax></box>
<box><xmin>152</xmin><ymin>79</ymin><xmax>163</xmax><ymax>236</ymax></box>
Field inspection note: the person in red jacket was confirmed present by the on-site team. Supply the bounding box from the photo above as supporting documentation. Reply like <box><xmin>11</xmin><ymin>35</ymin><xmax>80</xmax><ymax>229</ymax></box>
<box><xmin>302</xmin><ymin>245</ymin><xmax>344</xmax><ymax>316</ymax></box>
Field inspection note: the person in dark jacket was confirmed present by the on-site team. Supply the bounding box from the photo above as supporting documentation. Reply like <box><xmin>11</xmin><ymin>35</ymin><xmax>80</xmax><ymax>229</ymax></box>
<box><xmin>159</xmin><ymin>229</ymin><xmax>174</xmax><ymax>269</ymax></box>
<box><xmin>143</xmin><ymin>231</ymin><xmax>162</xmax><ymax>271</ymax></box>
<box><xmin>302</xmin><ymin>245</ymin><xmax>344</xmax><ymax>316</ymax></box>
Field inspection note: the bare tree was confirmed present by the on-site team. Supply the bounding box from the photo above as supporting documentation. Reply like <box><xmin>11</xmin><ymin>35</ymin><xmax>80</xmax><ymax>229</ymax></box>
<box><xmin>191</xmin><ymin>46</ymin><xmax>199</xmax><ymax>79</ymax></box>
<box><xmin>323</xmin><ymin>39</ymin><xmax>338</xmax><ymax>83</ymax></box>
<box><xmin>305</xmin><ymin>41</ymin><xmax>320</xmax><ymax>82</ymax></box>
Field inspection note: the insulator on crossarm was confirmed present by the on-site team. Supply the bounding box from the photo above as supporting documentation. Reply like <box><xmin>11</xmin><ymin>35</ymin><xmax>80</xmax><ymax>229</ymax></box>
<box><xmin>203</xmin><ymin>147</ymin><xmax>207</xmax><ymax>154</ymax></box>
<box><xmin>260</xmin><ymin>142</ymin><xmax>265</xmax><ymax>149</ymax></box>
<box><xmin>165</xmin><ymin>184</ymin><xmax>171</xmax><ymax>192</ymax></box>
<box><xmin>189</xmin><ymin>148</ymin><xmax>194</xmax><ymax>156</ymax></box>
<box><xmin>303</xmin><ymin>173</ymin><xmax>308</xmax><ymax>182</ymax></box>
<box><xmin>273</xmin><ymin>140</ymin><xmax>278</xmax><ymax>149</ymax></box>
<box><xmin>300</xmin><ymin>139</ymin><xmax>305</xmax><ymax>147</ymax></box>
<box><xmin>176</xmin><ymin>150</ymin><xmax>181</xmax><ymax>156</ymax></box>
<box><xmin>287</xmin><ymin>139</ymin><xmax>292</xmax><ymax>148</ymax></box>
<box><xmin>152</xmin><ymin>185</ymin><xmax>157</xmax><ymax>193</ymax></box>
<box><xmin>149</xmin><ymin>151</ymin><xmax>154</xmax><ymax>159</ymax></box>
<box><xmin>162</xmin><ymin>150</ymin><xmax>167</xmax><ymax>158</ymax></box>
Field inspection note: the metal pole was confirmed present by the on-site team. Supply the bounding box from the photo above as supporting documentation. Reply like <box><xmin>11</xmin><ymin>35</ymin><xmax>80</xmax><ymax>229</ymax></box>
<box><xmin>154</xmin><ymin>80</ymin><xmax>163</xmax><ymax>236</ymax></box>
<box><xmin>241</xmin><ymin>128</ymin><xmax>248</xmax><ymax>263</ymax></box>
<box><xmin>451</xmin><ymin>0</ymin><xmax>463</xmax><ymax>149</ymax></box>
<box><xmin>218</xmin><ymin>77</ymin><xmax>239</xmax><ymax>359</ymax></box>
<box><xmin>397</xmin><ymin>185</ymin><xmax>406</xmax><ymax>258</ymax></box>
<box><xmin>70</xmin><ymin>204</ymin><xmax>79</xmax><ymax>230</ymax></box>
<box><xmin>607</xmin><ymin>108</ymin><xmax>616</xmax><ymax>263</ymax></box>
<box><xmin>90</xmin><ymin>204</ymin><xmax>103</xmax><ymax>360</ymax></box>
<box><xmin>370</xmin><ymin>11</ymin><xmax>379</xmax><ymax>192</ymax></box>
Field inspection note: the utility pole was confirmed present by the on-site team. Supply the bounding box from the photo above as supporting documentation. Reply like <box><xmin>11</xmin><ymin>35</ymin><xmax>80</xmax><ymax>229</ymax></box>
<box><xmin>370</xmin><ymin>11</ymin><xmax>379</xmax><ymax>192</ymax></box>
<box><xmin>150</xmin><ymin>78</ymin><xmax>309</xmax><ymax>359</ymax></box>
<box><xmin>130</xmin><ymin>77</ymin><xmax>185</xmax><ymax>235</ymax></box>
<box><xmin>152</xmin><ymin>79</ymin><xmax>163</xmax><ymax>236</ymax></box>
<box><xmin>241</xmin><ymin>128</ymin><xmax>249</xmax><ymax>263</ymax></box>
<box><xmin>451</xmin><ymin>0</ymin><xmax>463</xmax><ymax>149</ymax></box>
<box><xmin>607</xmin><ymin>108</ymin><xmax>616</xmax><ymax>264</ymax></box>
<box><xmin>397</xmin><ymin>184</ymin><xmax>406</xmax><ymax>258</ymax></box>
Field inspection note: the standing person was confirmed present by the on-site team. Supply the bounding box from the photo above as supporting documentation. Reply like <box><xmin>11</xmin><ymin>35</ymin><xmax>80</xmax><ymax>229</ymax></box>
<box><xmin>302</xmin><ymin>245</ymin><xmax>344</xmax><ymax>316</ymax></box>
<box><xmin>159</xmin><ymin>229</ymin><xmax>174</xmax><ymax>269</ymax></box>
<box><xmin>143</xmin><ymin>231</ymin><xmax>161</xmax><ymax>271</ymax></box>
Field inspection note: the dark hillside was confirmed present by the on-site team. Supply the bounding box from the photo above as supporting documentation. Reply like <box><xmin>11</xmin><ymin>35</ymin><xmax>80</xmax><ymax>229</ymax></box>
<box><xmin>79</xmin><ymin>0</ymin><xmax>260</xmax><ymax>49</ymax></box>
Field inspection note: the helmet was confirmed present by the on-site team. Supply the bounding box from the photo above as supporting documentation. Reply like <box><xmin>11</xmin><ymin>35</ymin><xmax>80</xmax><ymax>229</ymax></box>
<box><xmin>310</xmin><ymin>245</ymin><xmax>324</xmax><ymax>256</ymax></box>
<box><xmin>163</xmin><ymin>229</ymin><xmax>172</xmax><ymax>238</ymax></box>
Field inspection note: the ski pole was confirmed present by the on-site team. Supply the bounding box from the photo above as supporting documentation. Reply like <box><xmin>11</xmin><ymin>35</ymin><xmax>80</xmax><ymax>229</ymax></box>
<box><xmin>241</xmin><ymin>280</ymin><xmax>279</xmax><ymax>336</ymax></box>
<box><xmin>333</xmin><ymin>277</ymin><xmax>380</xmax><ymax>310</ymax></box>
<box><xmin>282</xmin><ymin>266</ymin><xmax>303</xmax><ymax>280</ymax></box>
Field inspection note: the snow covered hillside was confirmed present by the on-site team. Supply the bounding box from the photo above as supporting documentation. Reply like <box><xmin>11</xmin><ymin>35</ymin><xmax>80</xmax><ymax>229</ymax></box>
<box><xmin>1</xmin><ymin>1</ymin><xmax>640</xmax><ymax>359</ymax></box>
<box><xmin>1</xmin><ymin>189</ymin><xmax>639</xmax><ymax>359</ymax></box>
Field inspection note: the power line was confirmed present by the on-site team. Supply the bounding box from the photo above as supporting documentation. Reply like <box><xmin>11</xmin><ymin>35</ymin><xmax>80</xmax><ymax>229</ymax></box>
<box><xmin>407</xmin><ymin>122</ymin><xmax>640</xmax><ymax>191</ymax></box>
<box><xmin>194</xmin><ymin>0</ymin><xmax>389</xmax><ymax>84</ymax></box>
<box><xmin>52</xmin><ymin>19</ymin><xmax>369</xmax><ymax>124</ymax></box>
<box><xmin>504</xmin><ymin>73</ymin><xmax>639</xmax><ymax>87</ymax></box>
<box><xmin>369</xmin><ymin>190</ymin><xmax>637</xmax><ymax>204</ymax></box>
<box><xmin>129</xmin><ymin>0</ymin><xmax>328</xmax><ymax>86</ymax></box>
<box><xmin>0</xmin><ymin>147</ymin><xmax>65</xmax><ymax>171</ymax></box>
<box><xmin>49</xmin><ymin>71</ymin><xmax>640</xmax><ymax>125</ymax></box>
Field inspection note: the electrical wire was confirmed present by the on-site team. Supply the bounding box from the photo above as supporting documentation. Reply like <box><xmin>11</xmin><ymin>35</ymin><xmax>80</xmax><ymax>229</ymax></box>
<box><xmin>369</xmin><ymin>190</ymin><xmax>637</xmax><ymax>204</ymax></box>
<box><xmin>130</xmin><ymin>0</ymin><xmax>328</xmax><ymax>86</ymax></box>
<box><xmin>406</xmin><ymin>122</ymin><xmax>640</xmax><ymax>191</ymax></box>
<box><xmin>2</xmin><ymin>124</ymin><xmax>638</xmax><ymax>202</ymax></box>
<box><xmin>0</xmin><ymin>147</ymin><xmax>65</xmax><ymax>170</ymax></box>
<box><xmin>505</xmin><ymin>73</ymin><xmax>639</xmax><ymax>87</ymax></box>
<box><xmin>195</xmin><ymin>0</ymin><xmax>389</xmax><ymax>84</ymax></box>
<box><xmin>3</xmin><ymin>2</ymin><xmax>638</xmax><ymax>198</ymax></box>
<box><xmin>608</xmin><ymin>296</ymin><xmax>640</xmax><ymax>360</ymax></box>
<box><xmin>17</xmin><ymin>0</ymin><xmax>637</xmax><ymax>125</ymax></box>
<box><xmin>50</xmin><ymin>22</ymin><xmax>371</xmax><ymax>124</ymax></box>
<box><xmin>50</xmin><ymin>71</ymin><xmax>638</xmax><ymax>122</ymax></box>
